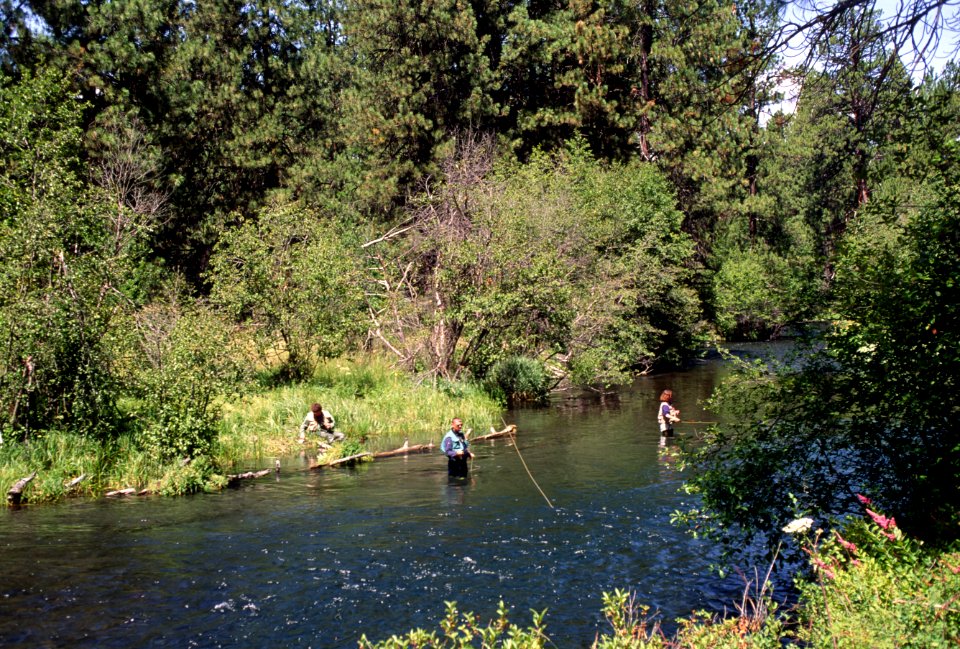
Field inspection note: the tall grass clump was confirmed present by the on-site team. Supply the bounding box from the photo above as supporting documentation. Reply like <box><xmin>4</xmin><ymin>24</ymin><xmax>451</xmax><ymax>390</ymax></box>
<box><xmin>0</xmin><ymin>432</ymin><xmax>105</xmax><ymax>502</ymax></box>
<box><xmin>217</xmin><ymin>355</ymin><xmax>502</xmax><ymax>467</ymax></box>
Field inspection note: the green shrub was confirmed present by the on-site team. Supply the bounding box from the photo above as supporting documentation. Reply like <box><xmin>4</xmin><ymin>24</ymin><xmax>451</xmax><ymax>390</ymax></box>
<box><xmin>153</xmin><ymin>456</ymin><xmax>228</xmax><ymax>496</ymax></box>
<box><xmin>795</xmin><ymin>502</ymin><xmax>960</xmax><ymax>648</ymax></box>
<box><xmin>358</xmin><ymin>601</ymin><xmax>549</xmax><ymax>649</ymax></box>
<box><xmin>485</xmin><ymin>356</ymin><xmax>549</xmax><ymax>403</ymax></box>
<box><xmin>119</xmin><ymin>300</ymin><xmax>249</xmax><ymax>461</ymax></box>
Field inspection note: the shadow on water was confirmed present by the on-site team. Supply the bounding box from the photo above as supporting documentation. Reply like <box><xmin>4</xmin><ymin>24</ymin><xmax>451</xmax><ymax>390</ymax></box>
<box><xmin>0</xmin><ymin>347</ymin><xmax>792</xmax><ymax>648</ymax></box>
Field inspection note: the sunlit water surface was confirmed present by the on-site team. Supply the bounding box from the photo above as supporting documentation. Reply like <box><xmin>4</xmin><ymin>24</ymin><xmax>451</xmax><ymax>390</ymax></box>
<box><xmin>0</xmin><ymin>343</ymin><xmax>793</xmax><ymax>648</ymax></box>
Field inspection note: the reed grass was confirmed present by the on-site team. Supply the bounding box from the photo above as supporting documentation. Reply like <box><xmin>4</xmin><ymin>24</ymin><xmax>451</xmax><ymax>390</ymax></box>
<box><xmin>217</xmin><ymin>355</ymin><xmax>503</xmax><ymax>468</ymax></box>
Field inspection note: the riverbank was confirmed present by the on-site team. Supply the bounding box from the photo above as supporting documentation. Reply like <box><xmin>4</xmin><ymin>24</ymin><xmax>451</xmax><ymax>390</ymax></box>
<box><xmin>1</xmin><ymin>356</ymin><xmax>502</xmax><ymax>504</ymax></box>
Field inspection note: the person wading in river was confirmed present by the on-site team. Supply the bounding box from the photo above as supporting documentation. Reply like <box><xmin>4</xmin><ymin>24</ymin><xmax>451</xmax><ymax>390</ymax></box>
<box><xmin>442</xmin><ymin>417</ymin><xmax>473</xmax><ymax>478</ymax></box>
<box><xmin>657</xmin><ymin>389</ymin><xmax>681</xmax><ymax>446</ymax></box>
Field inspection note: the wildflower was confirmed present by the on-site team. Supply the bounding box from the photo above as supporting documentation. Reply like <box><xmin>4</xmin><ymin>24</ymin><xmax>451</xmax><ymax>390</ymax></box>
<box><xmin>812</xmin><ymin>557</ymin><xmax>836</xmax><ymax>580</ymax></box>
<box><xmin>866</xmin><ymin>508</ymin><xmax>896</xmax><ymax>530</ymax></box>
<box><xmin>855</xmin><ymin>494</ymin><xmax>872</xmax><ymax>506</ymax></box>
<box><xmin>782</xmin><ymin>517</ymin><xmax>814</xmax><ymax>534</ymax></box>
<box><xmin>835</xmin><ymin>532</ymin><xmax>858</xmax><ymax>554</ymax></box>
<box><xmin>883</xmin><ymin>531</ymin><xmax>897</xmax><ymax>541</ymax></box>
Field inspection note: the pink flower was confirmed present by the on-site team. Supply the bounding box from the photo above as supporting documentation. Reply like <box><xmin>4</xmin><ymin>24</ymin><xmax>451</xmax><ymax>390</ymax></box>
<box><xmin>866</xmin><ymin>508</ymin><xmax>896</xmax><ymax>530</ymax></box>
<box><xmin>883</xmin><ymin>531</ymin><xmax>897</xmax><ymax>541</ymax></box>
<box><xmin>856</xmin><ymin>494</ymin><xmax>873</xmax><ymax>506</ymax></box>
<box><xmin>835</xmin><ymin>532</ymin><xmax>858</xmax><ymax>554</ymax></box>
<box><xmin>812</xmin><ymin>557</ymin><xmax>836</xmax><ymax>579</ymax></box>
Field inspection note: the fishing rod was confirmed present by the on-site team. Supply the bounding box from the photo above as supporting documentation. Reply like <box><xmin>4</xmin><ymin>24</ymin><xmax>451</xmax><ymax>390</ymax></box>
<box><xmin>677</xmin><ymin>420</ymin><xmax>718</xmax><ymax>425</ymax></box>
<box><xmin>507</xmin><ymin>426</ymin><xmax>554</xmax><ymax>509</ymax></box>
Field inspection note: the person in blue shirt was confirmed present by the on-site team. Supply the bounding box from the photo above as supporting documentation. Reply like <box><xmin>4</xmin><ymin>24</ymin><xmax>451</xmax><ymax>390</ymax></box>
<box><xmin>442</xmin><ymin>417</ymin><xmax>473</xmax><ymax>477</ymax></box>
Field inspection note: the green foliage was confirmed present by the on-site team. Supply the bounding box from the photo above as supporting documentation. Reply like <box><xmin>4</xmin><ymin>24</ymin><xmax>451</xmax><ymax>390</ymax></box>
<box><xmin>371</xmin><ymin>135</ymin><xmax>702</xmax><ymax>388</ymax></box>
<box><xmin>0</xmin><ymin>431</ymin><xmax>107</xmax><ymax>502</ymax></box>
<box><xmin>332</xmin><ymin>0</ymin><xmax>499</xmax><ymax>214</ymax></box>
<box><xmin>118</xmin><ymin>299</ymin><xmax>249</xmax><ymax>461</ymax></box>
<box><xmin>153</xmin><ymin>456</ymin><xmax>228</xmax><ymax>496</ymax></box>
<box><xmin>485</xmin><ymin>356</ymin><xmax>550</xmax><ymax>404</ymax></box>
<box><xmin>712</xmin><ymin>245</ymin><xmax>816</xmax><ymax>340</ymax></box>
<box><xmin>795</xmin><ymin>504</ymin><xmax>960</xmax><ymax>648</ymax></box>
<box><xmin>0</xmin><ymin>67</ymin><xmax>129</xmax><ymax>441</ymax></box>
<box><xmin>681</xmin><ymin>139</ymin><xmax>960</xmax><ymax>553</ymax></box>
<box><xmin>207</xmin><ymin>198</ymin><xmax>367</xmax><ymax>380</ymax></box>
<box><xmin>358</xmin><ymin>600</ymin><xmax>549</xmax><ymax>649</ymax></box>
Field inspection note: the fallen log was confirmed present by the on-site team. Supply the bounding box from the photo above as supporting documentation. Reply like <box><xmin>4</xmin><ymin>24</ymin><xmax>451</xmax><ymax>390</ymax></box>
<box><xmin>372</xmin><ymin>441</ymin><xmax>435</xmax><ymax>459</ymax></box>
<box><xmin>7</xmin><ymin>471</ymin><xmax>37</xmax><ymax>505</ymax></box>
<box><xmin>227</xmin><ymin>468</ymin><xmax>273</xmax><ymax>486</ymax></box>
<box><xmin>105</xmin><ymin>487</ymin><xmax>137</xmax><ymax>497</ymax></box>
<box><xmin>471</xmin><ymin>424</ymin><xmax>517</xmax><ymax>442</ymax></box>
<box><xmin>371</xmin><ymin>424</ymin><xmax>516</xmax><ymax>459</ymax></box>
<box><xmin>64</xmin><ymin>474</ymin><xmax>87</xmax><ymax>491</ymax></box>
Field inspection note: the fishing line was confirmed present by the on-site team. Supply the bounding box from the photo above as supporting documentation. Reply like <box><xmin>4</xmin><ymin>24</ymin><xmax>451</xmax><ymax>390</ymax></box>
<box><xmin>508</xmin><ymin>428</ymin><xmax>554</xmax><ymax>509</ymax></box>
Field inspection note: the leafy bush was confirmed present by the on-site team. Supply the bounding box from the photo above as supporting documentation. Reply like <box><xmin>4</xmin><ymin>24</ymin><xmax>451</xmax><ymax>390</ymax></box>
<box><xmin>485</xmin><ymin>355</ymin><xmax>550</xmax><ymax>403</ymax></box>
<box><xmin>358</xmin><ymin>601</ymin><xmax>548</xmax><ymax>649</ymax></box>
<box><xmin>0</xmin><ymin>68</ymin><xmax>125</xmax><ymax>442</ymax></box>
<box><xmin>682</xmin><ymin>141</ymin><xmax>960</xmax><ymax>551</ymax></box>
<box><xmin>793</xmin><ymin>501</ymin><xmax>960</xmax><ymax>648</ymax></box>
<box><xmin>153</xmin><ymin>456</ymin><xmax>228</xmax><ymax>496</ymax></box>
<box><xmin>119</xmin><ymin>299</ymin><xmax>249</xmax><ymax>461</ymax></box>
<box><xmin>207</xmin><ymin>199</ymin><xmax>367</xmax><ymax>381</ymax></box>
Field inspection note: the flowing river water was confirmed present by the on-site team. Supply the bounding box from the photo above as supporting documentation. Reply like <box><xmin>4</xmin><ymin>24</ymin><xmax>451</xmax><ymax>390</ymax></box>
<box><xmin>0</xmin><ymin>343</ymin><xmax>792</xmax><ymax>648</ymax></box>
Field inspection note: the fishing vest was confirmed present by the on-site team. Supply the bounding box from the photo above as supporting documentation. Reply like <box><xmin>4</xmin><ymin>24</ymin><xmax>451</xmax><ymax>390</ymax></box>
<box><xmin>442</xmin><ymin>431</ymin><xmax>468</xmax><ymax>455</ymax></box>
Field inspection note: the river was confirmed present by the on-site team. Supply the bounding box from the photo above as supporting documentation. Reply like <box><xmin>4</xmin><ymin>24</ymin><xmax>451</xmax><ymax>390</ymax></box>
<box><xmin>0</xmin><ymin>343</ymin><xmax>791</xmax><ymax>648</ymax></box>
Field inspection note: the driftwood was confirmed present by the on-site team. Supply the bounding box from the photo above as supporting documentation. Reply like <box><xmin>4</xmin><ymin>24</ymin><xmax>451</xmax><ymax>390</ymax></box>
<box><xmin>7</xmin><ymin>471</ymin><xmax>37</xmax><ymax>505</ymax></box>
<box><xmin>105</xmin><ymin>488</ymin><xmax>137</xmax><ymax>497</ymax></box>
<box><xmin>372</xmin><ymin>441</ymin><xmax>436</xmax><ymax>458</ymax></box>
<box><xmin>64</xmin><ymin>474</ymin><xmax>87</xmax><ymax>490</ymax></box>
<box><xmin>470</xmin><ymin>424</ymin><xmax>517</xmax><ymax>442</ymax></box>
<box><xmin>227</xmin><ymin>468</ymin><xmax>273</xmax><ymax>486</ymax></box>
<box><xmin>310</xmin><ymin>425</ymin><xmax>517</xmax><ymax>471</ymax></box>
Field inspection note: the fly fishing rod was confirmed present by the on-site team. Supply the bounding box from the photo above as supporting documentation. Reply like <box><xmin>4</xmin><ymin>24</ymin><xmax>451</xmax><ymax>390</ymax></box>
<box><xmin>507</xmin><ymin>425</ymin><xmax>554</xmax><ymax>509</ymax></box>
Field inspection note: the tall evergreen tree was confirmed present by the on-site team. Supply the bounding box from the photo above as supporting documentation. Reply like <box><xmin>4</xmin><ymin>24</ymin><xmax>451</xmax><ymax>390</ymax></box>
<box><xmin>498</xmin><ymin>0</ymin><xmax>636</xmax><ymax>159</ymax></box>
<box><xmin>331</xmin><ymin>0</ymin><xmax>501</xmax><ymax>216</ymax></box>
<box><xmin>778</xmin><ymin>7</ymin><xmax>913</xmax><ymax>286</ymax></box>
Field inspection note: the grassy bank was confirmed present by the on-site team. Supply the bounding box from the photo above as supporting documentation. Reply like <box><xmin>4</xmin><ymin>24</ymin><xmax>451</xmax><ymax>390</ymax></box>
<box><xmin>216</xmin><ymin>356</ymin><xmax>504</xmax><ymax>467</ymax></box>
<box><xmin>0</xmin><ymin>356</ymin><xmax>502</xmax><ymax>503</ymax></box>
